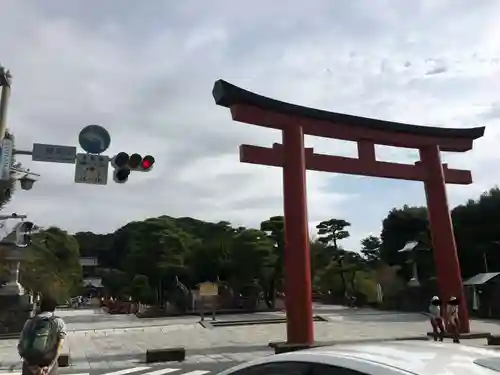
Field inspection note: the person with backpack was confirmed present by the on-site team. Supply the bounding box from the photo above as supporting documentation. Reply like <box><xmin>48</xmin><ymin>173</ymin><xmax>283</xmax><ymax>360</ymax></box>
<box><xmin>18</xmin><ymin>295</ymin><xmax>67</xmax><ymax>375</ymax></box>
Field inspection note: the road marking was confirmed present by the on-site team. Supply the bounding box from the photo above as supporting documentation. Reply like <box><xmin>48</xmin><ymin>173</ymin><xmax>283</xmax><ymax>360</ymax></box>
<box><xmin>182</xmin><ymin>371</ymin><xmax>211</xmax><ymax>375</ymax></box>
<box><xmin>103</xmin><ymin>367</ymin><xmax>152</xmax><ymax>375</ymax></box>
<box><xmin>143</xmin><ymin>369</ymin><xmax>181</xmax><ymax>375</ymax></box>
<box><xmin>0</xmin><ymin>372</ymin><xmax>20</xmax><ymax>375</ymax></box>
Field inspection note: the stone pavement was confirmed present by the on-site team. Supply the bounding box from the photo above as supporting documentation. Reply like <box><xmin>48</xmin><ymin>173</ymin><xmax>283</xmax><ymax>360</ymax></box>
<box><xmin>2</xmin><ymin>307</ymin><xmax>500</xmax><ymax>371</ymax></box>
<box><xmin>57</xmin><ymin>308</ymin><xmax>201</xmax><ymax>331</ymax></box>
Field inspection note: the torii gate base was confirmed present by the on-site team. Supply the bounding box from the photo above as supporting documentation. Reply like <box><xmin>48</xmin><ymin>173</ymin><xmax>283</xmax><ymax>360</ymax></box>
<box><xmin>213</xmin><ymin>80</ymin><xmax>485</xmax><ymax>345</ymax></box>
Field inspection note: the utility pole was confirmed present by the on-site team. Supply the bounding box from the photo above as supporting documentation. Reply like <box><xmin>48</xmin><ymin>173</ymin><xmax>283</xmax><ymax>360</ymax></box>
<box><xmin>0</xmin><ymin>65</ymin><xmax>12</xmax><ymax>142</ymax></box>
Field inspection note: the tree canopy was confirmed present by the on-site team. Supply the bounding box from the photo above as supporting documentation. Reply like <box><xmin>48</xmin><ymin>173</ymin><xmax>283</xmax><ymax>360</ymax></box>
<box><xmin>3</xmin><ymin>179</ymin><xmax>500</xmax><ymax>309</ymax></box>
<box><xmin>65</xmin><ymin>185</ymin><xmax>500</xmax><ymax>308</ymax></box>
<box><xmin>20</xmin><ymin>226</ymin><xmax>82</xmax><ymax>301</ymax></box>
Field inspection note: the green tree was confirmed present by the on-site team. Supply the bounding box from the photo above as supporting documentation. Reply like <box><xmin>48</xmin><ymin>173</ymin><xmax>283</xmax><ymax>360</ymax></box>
<box><xmin>315</xmin><ymin>219</ymin><xmax>352</xmax><ymax>297</ymax></box>
<box><xmin>227</xmin><ymin>228</ymin><xmax>273</xmax><ymax>294</ymax></box>
<box><xmin>185</xmin><ymin>220</ymin><xmax>234</xmax><ymax>285</ymax></box>
<box><xmin>316</xmin><ymin>219</ymin><xmax>351</xmax><ymax>249</ymax></box>
<box><xmin>360</xmin><ymin>235</ymin><xmax>382</xmax><ymax>264</ymax></box>
<box><xmin>99</xmin><ymin>268</ymin><xmax>128</xmax><ymax>297</ymax></box>
<box><xmin>123</xmin><ymin>223</ymin><xmax>189</xmax><ymax>304</ymax></box>
<box><xmin>260</xmin><ymin>216</ymin><xmax>285</xmax><ymax>308</ymax></box>
<box><xmin>452</xmin><ymin>187</ymin><xmax>500</xmax><ymax>277</ymax></box>
<box><xmin>379</xmin><ymin>205</ymin><xmax>428</xmax><ymax>267</ymax></box>
<box><xmin>310</xmin><ymin>238</ymin><xmax>331</xmax><ymax>291</ymax></box>
<box><xmin>130</xmin><ymin>274</ymin><xmax>152</xmax><ymax>303</ymax></box>
<box><xmin>21</xmin><ymin>227</ymin><xmax>82</xmax><ymax>301</ymax></box>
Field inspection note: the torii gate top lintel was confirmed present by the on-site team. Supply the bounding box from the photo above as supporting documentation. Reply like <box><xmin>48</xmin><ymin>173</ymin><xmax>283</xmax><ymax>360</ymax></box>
<box><xmin>213</xmin><ymin>79</ymin><xmax>485</xmax><ymax>152</ymax></box>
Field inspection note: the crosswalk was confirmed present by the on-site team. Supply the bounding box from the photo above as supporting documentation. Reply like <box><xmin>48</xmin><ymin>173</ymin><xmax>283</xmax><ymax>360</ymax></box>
<box><xmin>0</xmin><ymin>366</ymin><xmax>212</xmax><ymax>375</ymax></box>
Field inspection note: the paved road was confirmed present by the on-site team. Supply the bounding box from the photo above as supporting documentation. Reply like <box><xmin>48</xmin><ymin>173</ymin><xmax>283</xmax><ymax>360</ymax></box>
<box><xmin>0</xmin><ymin>362</ymin><xmax>238</xmax><ymax>375</ymax></box>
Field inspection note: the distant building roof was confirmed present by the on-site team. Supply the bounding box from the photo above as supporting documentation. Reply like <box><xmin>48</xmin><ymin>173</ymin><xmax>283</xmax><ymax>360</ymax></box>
<box><xmin>398</xmin><ymin>240</ymin><xmax>430</xmax><ymax>252</ymax></box>
<box><xmin>463</xmin><ymin>272</ymin><xmax>500</xmax><ymax>286</ymax></box>
<box><xmin>79</xmin><ymin>257</ymin><xmax>98</xmax><ymax>266</ymax></box>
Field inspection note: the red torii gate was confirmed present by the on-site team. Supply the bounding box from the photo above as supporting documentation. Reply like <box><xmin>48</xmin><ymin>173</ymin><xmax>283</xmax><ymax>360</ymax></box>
<box><xmin>212</xmin><ymin>79</ymin><xmax>485</xmax><ymax>345</ymax></box>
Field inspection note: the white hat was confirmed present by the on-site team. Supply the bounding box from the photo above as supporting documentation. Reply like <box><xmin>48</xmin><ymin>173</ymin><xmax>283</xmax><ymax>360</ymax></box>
<box><xmin>431</xmin><ymin>296</ymin><xmax>440</xmax><ymax>301</ymax></box>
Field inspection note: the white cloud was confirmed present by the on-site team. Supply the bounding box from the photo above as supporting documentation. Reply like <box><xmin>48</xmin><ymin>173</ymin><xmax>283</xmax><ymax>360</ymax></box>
<box><xmin>0</xmin><ymin>0</ymin><xmax>499</xmax><ymax>253</ymax></box>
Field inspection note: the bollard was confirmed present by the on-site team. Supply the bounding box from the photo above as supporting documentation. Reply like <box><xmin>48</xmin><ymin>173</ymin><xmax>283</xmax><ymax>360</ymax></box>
<box><xmin>58</xmin><ymin>354</ymin><xmax>70</xmax><ymax>367</ymax></box>
<box><xmin>146</xmin><ymin>348</ymin><xmax>185</xmax><ymax>363</ymax></box>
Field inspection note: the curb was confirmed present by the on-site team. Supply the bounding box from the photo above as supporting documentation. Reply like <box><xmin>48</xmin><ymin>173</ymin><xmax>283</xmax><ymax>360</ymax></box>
<box><xmin>200</xmin><ymin>315</ymin><xmax>327</xmax><ymax>329</ymax></box>
<box><xmin>426</xmin><ymin>331</ymin><xmax>491</xmax><ymax>340</ymax></box>
<box><xmin>269</xmin><ymin>335</ymin><xmax>429</xmax><ymax>349</ymax></box>
<box><xmin>0</xmin><ymin>333</ymin><xmax>19</xmax><ymax>340</ymax></box>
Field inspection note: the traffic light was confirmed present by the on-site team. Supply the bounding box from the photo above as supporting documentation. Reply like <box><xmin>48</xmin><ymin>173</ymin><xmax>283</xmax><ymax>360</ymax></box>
<box><xmin>15</xmin><ymin>221</ymin><xmax>34</xmax><ymax>248</ymax></box>
<box><xmin>110</xmin><ymin>153</ymin><xmax>155</xmax><ymax>183</ymax></box>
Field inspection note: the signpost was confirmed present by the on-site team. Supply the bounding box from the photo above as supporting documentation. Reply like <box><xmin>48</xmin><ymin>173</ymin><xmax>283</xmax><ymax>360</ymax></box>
<box><xmin>78</xmin><ymin>125</ymin><xmax>111</xmax><ymax>154</ymax></box>
<box><xmin>197</xmin><ymin>282</ymin><xmax>218</xmax><ymax>321</ymax></box>
<box><xmin>74</xmin><ymin>153</ymin><xmax>109</xmax><ymax>185</ymax></box>
<box><xmin>32</xmin><ymin>143</ymin><xmax>76</xmax><ymax>164</ymax></box>
<box><xmin>0</xmin><ymin>137</ymin><xmax>13</xmax><ymax>181</ymax></box>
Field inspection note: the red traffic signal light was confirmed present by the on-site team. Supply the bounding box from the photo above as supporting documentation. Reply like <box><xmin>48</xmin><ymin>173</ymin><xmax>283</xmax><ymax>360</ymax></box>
<box><xmin>141</xmin><ymin>155</ymin><xmax>154</xmax><ymax>170</ymax></box>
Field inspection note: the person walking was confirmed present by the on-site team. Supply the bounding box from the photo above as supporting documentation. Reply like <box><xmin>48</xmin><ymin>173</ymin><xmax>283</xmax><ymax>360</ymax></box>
<box><xmin>18</xmin><ymin>295</ymin><xmax>67</xmax><ymax>375</ymax></box>
<box><xmin>429</xmin><ymin>296</ymin><xmax>444</xmax><ymax>342</ymax></box>
<box><xmin>446</xmin><ymin>296</ymin><xmax>461</xmax><ymax>343</ymax></box>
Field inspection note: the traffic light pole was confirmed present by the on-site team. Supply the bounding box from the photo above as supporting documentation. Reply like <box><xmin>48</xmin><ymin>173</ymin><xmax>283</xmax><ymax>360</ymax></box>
<box><xmin>0</xmin><ymin>68</ymin><xmax>154</xmax><ymax>187</ymax></box>
<box><xmin>0</xmin><ymin>65</ymin><xmax>12</xmax><ymax>142</ymax></box>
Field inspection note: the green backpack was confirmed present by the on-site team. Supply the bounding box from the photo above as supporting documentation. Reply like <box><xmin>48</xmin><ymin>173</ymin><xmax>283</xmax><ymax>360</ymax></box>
<box><xmin>19</xmin><ymin>316</ymin><xmax>58</xmax><ymax>366</ymax></box>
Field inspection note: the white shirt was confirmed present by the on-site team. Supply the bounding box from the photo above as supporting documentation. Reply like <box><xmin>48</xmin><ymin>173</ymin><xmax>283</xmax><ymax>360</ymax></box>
<box><xmin>429</xmin><ymin>304</ymin><xmax>441</xmax><ymax>318</ymax></box>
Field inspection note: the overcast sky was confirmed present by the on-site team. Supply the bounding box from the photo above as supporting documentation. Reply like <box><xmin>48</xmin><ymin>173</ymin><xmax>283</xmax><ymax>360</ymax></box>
<box><xmin>1</xmin><ymin>0</ymin><xmax>499</xmax><ymax>251</ymax></box>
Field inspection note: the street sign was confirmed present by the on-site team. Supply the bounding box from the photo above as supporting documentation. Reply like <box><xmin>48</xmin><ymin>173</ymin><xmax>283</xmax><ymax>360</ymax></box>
<box><xmin>32</xmin><ymin>143</ymin><xmax>77</xmax><ymax>164</ymax></box>
<box><xmin>0</xmin><ymin>138</ymin><xmax>14</xmax><ymax>181</ymax></box>
<box><xmin>78</xmin><ymin>125</ymin><xmax>111</xmax><ymax>154</ymax></box>
<box><xmin>74</xmin><ymin>153</ymin><xmax>109</xmax><ymax>185</ymax></box>
<box><xmin>198</xmin><ymin>282</ymin><xmax>219</xmax><ymax>297</ymax></box>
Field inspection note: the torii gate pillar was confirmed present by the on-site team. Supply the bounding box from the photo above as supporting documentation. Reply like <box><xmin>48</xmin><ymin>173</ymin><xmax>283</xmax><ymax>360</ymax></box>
<box><xmin>282</xmin><ymin>125</ymin><xmax>314</xmax><ymax>343</ymax></box>
<box><xmin>421</xmin><ymin>146</ymin><xmax>468</xmax><ymax>331</ymax></box>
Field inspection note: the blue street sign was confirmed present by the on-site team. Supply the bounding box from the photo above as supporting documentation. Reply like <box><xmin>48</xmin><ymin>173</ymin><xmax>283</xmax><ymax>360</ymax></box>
<box><xmin>78</xmin><ymin>125</ymin><xmax>111</xmax><ymax>154</ymax></box>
